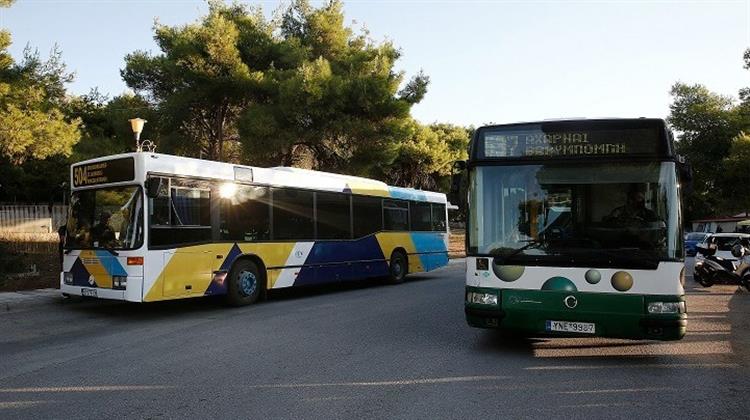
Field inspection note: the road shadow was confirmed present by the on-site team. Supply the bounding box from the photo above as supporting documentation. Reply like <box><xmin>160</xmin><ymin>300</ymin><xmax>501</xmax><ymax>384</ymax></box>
<box><xmin>268</xmin><ymin>273</ymin><xmax>441</xmax><ymax>302</ymax></box>
<box><xmin>55</xmin><ymin>273</ymin><xmax>444</xmax><ymax>319</ymax></box>
<box><xmin>473</xmin><ymin>329</ymin><xmax>539</xmax><ymax>356</ymax></box>
<box><xmin>728</xmin><ymin>287</ymin><xmax>750</xmax><ymax>368</ymax></box>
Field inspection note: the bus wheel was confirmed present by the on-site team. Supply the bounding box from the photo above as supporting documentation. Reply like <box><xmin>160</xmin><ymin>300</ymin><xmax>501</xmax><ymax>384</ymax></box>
<box><xmin>387</xmin><ymin>251</ymin><xmax>408</xmax><ymax>284</ymax></box>
<box><xmin>227</xmin><ymin>259</ymin><xmax>262</xmax><ymax>306</ymax></box>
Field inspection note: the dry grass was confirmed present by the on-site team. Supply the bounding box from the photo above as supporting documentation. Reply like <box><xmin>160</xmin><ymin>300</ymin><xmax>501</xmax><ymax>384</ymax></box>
<box><xmin>0</xmin><ymin>232</ymin><xmax>60</xmax><ymax>292</ymax></box>
<box><xmin>449</xmin><ymin>229</ymin><xmax>466</xmax><ymax>259</ymax></box>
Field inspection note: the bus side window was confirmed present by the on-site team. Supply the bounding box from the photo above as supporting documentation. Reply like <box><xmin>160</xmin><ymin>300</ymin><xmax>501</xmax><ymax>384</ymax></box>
<box><xmin>171</xmin><ymin>187</ymin><xmax>210</xmax><ymax>226</ymax></box>
<box><xmin>272</xmin><ymin>188</ymin><xmax>314</xmax><ymax>240</ymax></box>
<box><xmin>221</xmin><ymin>185</ymin><xmax>270</xmax><ymax>241</ymax></box>
<box><xmin>384</xmin><ymin>200</ymin><xmax>409</xmax><ymax>231</ymax></box>
<box><xmin>410</xmin><ymin>201</ymin><xmax>432</xmax><ymax>231</ymax></box>
<box><xmin>316</xmin><ymin>192</ymin><xmax>351</xmax><ymax>240</ymax></box>
<box><xmin>353</xmin><ymin>196</ymin><xmax>382</xmax><ymax>238</ymax></box>
<box><xmin>431</xmin><ymin>204</ymin><xmax>447</xmax><ymax>232</ymax></box>
<box><xmin>149</xmin><ymin>178</ymin><xmax>212</xmax><ymax>247</ymax></box>
<box><xmin>150</xmin><ymin>177</ymin><xmax>170</xmax><ymax>225</ymax></box>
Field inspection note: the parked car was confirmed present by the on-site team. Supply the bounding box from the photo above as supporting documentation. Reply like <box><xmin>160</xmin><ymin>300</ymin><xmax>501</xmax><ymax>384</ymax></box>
<box><xmin>684</xmin><ymin>232</ymin><xmax>710</xmax><ymax>256</ymax></box>
<box><xmin>695</xmin><ymin>233</ymin><xmax>750</xmax><ymax>264</ymax></box>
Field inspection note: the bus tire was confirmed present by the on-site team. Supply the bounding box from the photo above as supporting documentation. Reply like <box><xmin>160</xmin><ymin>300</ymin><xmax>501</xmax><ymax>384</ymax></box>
<box><xmin>226</xmin><ymin>259</ymin><xmax>263</xmax><ymax>306</ymax></box>
<box><xmin>387</xmin><ymin>251</ymin><xmax>408</xmax><ymax>284</ymax></box>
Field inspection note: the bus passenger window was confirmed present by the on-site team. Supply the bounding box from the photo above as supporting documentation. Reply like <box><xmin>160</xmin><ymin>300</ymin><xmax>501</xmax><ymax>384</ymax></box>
<box><xmin>171</xmin><ymin>188</ymin><xmax>210</xmax><ymax>226</ymax></box>
<box><xmin>410</xmin><ymin>202</ymin><xmax>432</xmax><ymax>231</ymax></box>
<box><xmin>149</xmin><ymin>178</ymin><xmax>212</xmax><ymax>247</ymax></box>
<box><xmin>384</xmin><ymin>200</ymin><xmax>409</xmax><ymax>231</ymax></box>
<box><xmin>150</xmin><ymin>177</ymin><xmax>170</xmax><ymax>226</ymax></box>
<box><xmin>432</xmin><ymin>204</ymin><xmax>447</xmax><ymax>231</ymax></box>
<box><xmin>353</xmin><ymin>196</ymin><xmax>382</xmax><ymax>238</ymax></box>
<box><xmin>272</xmin><ymin>188</ymin><xmax>314</xmax><ymax>240</ymax></box>
<box><xmin>316</xmin><ymin>192</ymin><xmax>351</xmax><ymax>240</ymax></box>
<box><xmin>221</xmin><ymin>186</ymin><xmax>270</xmax><ymax>241</ymax></box>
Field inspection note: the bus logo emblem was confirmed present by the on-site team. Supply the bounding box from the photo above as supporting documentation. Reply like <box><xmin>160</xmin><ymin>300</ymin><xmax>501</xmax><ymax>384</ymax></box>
<box><xmin>564</xmin><ymin>295</ymin><xmax>578</xmax><ymax>309</ymax></box>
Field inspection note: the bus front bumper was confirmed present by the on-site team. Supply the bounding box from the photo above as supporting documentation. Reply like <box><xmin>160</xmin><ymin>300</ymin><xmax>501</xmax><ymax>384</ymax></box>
<box><xmin>465</xmin><ymin>286</ymin><xmax>686</xmax><ymax>341</ymax></box>
<box><xmin>60</xmin><ymin>273</ymin><xmax>143</xmax><ymax>302</ymax></box>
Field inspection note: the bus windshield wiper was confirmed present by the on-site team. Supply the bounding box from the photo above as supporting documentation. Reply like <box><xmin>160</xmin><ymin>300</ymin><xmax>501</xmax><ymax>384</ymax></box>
<box><xmin>493</xmin><ymin>239</ymin><xmax>545</xmax><ymax>264</ymax></box>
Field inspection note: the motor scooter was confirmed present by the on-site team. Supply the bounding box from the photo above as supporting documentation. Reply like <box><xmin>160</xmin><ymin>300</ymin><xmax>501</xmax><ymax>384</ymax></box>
<box><xmin>694</xmin><ymin>243</ymin><xmax>750</xmax><ymax>291</ymax></box>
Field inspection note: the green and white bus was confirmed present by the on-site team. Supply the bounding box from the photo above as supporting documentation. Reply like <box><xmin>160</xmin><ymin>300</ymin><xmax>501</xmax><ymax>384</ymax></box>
<box><xmin>456</xmin><ymin>118</ymin><xmax>689</xmax><ymax>340</ymax></box>
<box><xmin>61</xmin><ymin>152</ymin><xmax>449</xmax><ymax>305</ymax></box>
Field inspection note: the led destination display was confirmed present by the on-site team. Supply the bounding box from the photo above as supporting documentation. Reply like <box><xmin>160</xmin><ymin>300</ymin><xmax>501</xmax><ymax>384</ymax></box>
<box><xmin>481</xmin><ymin>128</ymin><xmax>661</xmax><ymax>158</ymax></box>
<box><xmin>72</xmin><ymin>157</ymin><xmax>135</xmax><ymax>187</ymax></box>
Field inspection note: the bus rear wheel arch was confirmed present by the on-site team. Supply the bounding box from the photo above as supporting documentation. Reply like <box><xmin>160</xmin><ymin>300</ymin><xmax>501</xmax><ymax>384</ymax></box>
<box><xmin>226</xmin><ymin>257</ymin><xmax>266</xmax><ymax>306</ymax></box>
<box><xmin>387</xmin><ymin>249</ymin><xmax>408</xmax><ymax>284</ymax></box>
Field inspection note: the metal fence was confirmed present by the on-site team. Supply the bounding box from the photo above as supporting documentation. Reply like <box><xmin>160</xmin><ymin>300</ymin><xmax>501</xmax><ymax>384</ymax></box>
<box><xmin>0</xmin><ymin>205</ymin><xmax>68</xmax><ymax>233</ymax></box>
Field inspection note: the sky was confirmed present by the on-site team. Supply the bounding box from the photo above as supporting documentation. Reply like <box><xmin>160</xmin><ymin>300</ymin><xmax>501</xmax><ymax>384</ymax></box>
<box><xmin>1</xmin><ymin>0</ymin><xmax>749</xmax><ymax>127</ymax></box>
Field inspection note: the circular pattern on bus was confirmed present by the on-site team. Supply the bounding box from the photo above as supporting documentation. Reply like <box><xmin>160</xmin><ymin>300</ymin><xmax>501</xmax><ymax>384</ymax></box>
<box><xmin>584</xmin><ymin>269</ymin><xmax>601</xmax><ymax>284</ymax></box>
<box><xmin>541</xmin><ymin>276</ymin><xmax>578</xmax><ymax>292</ymax></box>
<box><xmin>611</xmin><ymin>271</ymin><xmax>634</xmax><ymax>291</ymax></box>
<box><xmin>493</xmin><ymin>264</ymin><xmax>525</xmax><ymax>282</ymax></box>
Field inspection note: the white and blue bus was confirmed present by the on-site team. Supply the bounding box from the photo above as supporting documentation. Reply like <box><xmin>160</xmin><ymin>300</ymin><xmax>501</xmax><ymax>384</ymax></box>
<box><xmin>456</xmin><ymin>118</ymin><xmax>689</xmax><ymax>340</ymax></box>
<box><xmin>61</xmin><ymin>153</ymin><xmax>449</xmax><ymax>305</ymax></box>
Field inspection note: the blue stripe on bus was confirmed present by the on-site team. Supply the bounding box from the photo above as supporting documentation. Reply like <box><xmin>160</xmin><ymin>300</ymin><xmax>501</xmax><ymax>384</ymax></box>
<box><xmin>94</xmin><ymin>250</ymin><xmax>128</xmax><ymax>277</ymax></box>
<box><xmin>70</xmin><ymin>257</ymin><xmax>94</xmax><ymax>286</ymax></box>
<box><xmin>410</xmin><ymin>232</ymin><xmax>449</xmax><ymax>272</ymax></box>
<box><xmin>388</xmin><ymin>187</ymin><xmax>428</xmax><ymax>201</ymax></box>
<box><xmin>306</xmin><ymin>235</ymin><xmax>385</xmax><ymax>264</ymax></box>
<box><xmin>219</xmin><ymin>243</ymin><xmax>243</xmax><ymax>272</ymax></box>
<box><xmin>294</xmin><ymin>236</ymin><xmax>388</xmax><ymax>286</ymax></box>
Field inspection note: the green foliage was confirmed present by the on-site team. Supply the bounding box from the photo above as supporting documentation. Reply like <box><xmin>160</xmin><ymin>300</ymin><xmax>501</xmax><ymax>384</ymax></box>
<box><xmin>240</xmin><ymin>0</ymin><xmax>429</xmax><ymax>174</ymax></box>
<box><xmin>668</xmin><ymin>82</ymin><xmax>746</xmax><ymax>218</ymax></box>
<box><xmin>123</xmin><ymin>0</ymin><xmax>429</xmax><ymax>173</ymax></box>
<box><xmin>379</xmin><ymin>121</ymin><xmax>471</xmax><ymax>191</ymax></box>
<box><xmin>0</xmin><ymin>35</ymin><xmax>81</xmax><ymax>165</ymax></box>
<box><xmin>65</xmin><ymin>90</ymin><xmax>157</xmax><ymax>161</ymax></box>
<box><xmin>122</xmin><ymin>1</ymin><xmax>268</xmax><ymax>161</ymax></box>
<box><xmin>721</xmin><ymin>132</ymin><xmax>750</xmax><ymax>215</ymax></box>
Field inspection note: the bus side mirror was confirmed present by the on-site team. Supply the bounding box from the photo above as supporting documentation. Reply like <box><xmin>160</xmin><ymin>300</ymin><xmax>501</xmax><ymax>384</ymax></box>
<box><xmin>677</xmin><ymin>156</ymin><xmax>693</xmax><ymax>194</ymax></box>
<box><xmin>448</xmin><ymin>161</ymin><xmax>467</xmax><ymax>209</ymax></box>
<box><xmin>145</xmin><ymin>178</ymin><xmax>162</xmax><ymax>198</ymax></box>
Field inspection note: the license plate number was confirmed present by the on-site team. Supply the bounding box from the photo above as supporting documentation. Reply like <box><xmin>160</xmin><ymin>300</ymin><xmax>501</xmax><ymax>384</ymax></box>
<box><xmin>546</xmin><ymin>320</ymin><xmax>595</xmax><ymax>334</ymax></box>
<box><xmin>81</xmin><ymin>288</ymin><xmax>97</xmax><ymax>297</ymax></box>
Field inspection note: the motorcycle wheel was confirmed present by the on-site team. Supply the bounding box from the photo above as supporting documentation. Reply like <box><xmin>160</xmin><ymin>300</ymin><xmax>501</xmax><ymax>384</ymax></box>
<box><xmin>695</xmin><ymin>271</ymin><xmax>714</xmax><ymax>287</ymax></box>
<box><xmin>742</xmin><ymin>274</ymin><xmax>750</xmax><ymax>292</ymax></box>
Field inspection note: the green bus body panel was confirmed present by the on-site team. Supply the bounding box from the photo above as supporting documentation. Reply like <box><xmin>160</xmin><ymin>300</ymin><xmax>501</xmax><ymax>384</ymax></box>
<box><xmin>465</xmin><ymin>286</ymin><xmax>686</xmax><ymax>341</ymax></box>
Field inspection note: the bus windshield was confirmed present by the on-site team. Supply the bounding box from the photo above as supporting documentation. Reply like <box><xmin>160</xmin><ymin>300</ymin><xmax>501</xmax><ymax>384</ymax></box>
<box><xmin>66</xmin><ymin>186</ymin><xmax>144</xmax><ymax>250</ymax></box>
<box><xmin>468</xmin><ymin>161</ymin><xmax>682</xmax><ymax>268</ymax></box>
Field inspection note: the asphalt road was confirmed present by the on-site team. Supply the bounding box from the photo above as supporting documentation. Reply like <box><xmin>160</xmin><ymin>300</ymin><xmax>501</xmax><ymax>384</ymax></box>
<box><xmin>1</xmin><ymin>258</ymin><xmax>749</xmax><ymax>419</ymax></box>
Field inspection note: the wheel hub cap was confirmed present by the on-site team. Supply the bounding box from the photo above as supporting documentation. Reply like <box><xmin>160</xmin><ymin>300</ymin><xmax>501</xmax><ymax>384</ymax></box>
<box><xmin>238</xmin><ymin>270</ymin><xmax>257</xmax><ymax>297</ymax></box>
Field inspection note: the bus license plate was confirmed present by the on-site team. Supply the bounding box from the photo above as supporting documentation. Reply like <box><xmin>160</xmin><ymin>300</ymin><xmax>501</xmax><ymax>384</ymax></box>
<box><xmin>546</xmin><ymin>320</ymin><xmax>595</xmax><ymax>334</ymax></box>
<box><xmin>81</xmin><ymin>288</ymin><xmax>97</xmax><ymax>297</ymax></box>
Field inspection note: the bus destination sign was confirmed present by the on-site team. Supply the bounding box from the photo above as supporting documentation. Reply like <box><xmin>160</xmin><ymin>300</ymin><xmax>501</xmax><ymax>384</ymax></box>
<box><xmin>72</xmin><ymin>157</ymin><xmax>135</xmax><ymax>187</ymax></box>
<box><xmin>482</xmin><ymin>128</ymin><xmax>660</xmax><ymax>158</ymax></box>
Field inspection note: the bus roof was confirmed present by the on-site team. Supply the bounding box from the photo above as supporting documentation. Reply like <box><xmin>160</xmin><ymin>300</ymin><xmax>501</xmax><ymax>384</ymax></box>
<box><xmin>72</xmin><ymin>152</ymin><xmax>447</xmax><ymax>204</ymax></box>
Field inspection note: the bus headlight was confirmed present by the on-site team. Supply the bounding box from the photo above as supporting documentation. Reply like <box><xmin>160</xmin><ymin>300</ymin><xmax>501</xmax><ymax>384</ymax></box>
<box><xmin>63</xmin><ymin>272</ymin><xmax>73</xmax><ymax>285</ymax></box>
<box><xmin>467</xmin><ymin>291</ymin><xmax>498</xmax><ymax>305</ymax></box>
<box><xmin>113</xmin><ymin>275</ymin><xmax>127</xmax><ymax>289</ymax></box>
<box><xmin>647</xmin><ymin>301</ymin><xmax>685</xmax><ymax>314</ymax></box>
